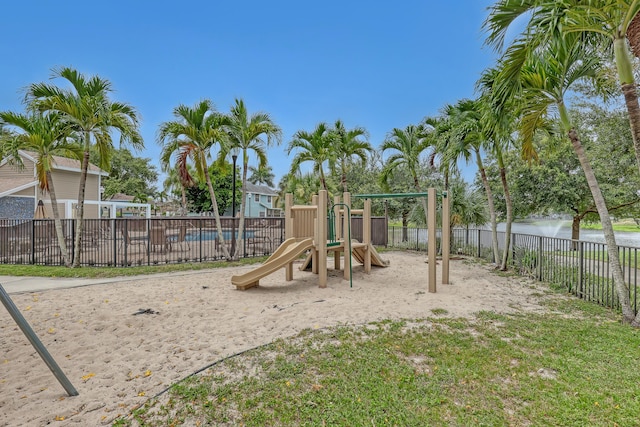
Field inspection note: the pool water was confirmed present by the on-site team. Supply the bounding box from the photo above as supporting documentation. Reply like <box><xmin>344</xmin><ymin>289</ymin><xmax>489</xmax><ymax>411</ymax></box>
<box><xmin>186</xmin><ymin>230</ymin><xmax>255</xmax><ymax>241</ymax></box>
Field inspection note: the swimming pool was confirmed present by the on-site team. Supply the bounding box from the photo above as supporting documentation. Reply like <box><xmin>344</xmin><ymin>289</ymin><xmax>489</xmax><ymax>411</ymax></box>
<box><xmin>186</xmin><ymin>229</ymin><xmax>255</xmax><ymax>241</ymax></box>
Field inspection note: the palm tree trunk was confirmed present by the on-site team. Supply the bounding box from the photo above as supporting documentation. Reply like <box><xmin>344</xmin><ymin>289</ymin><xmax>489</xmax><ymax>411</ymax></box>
<box><xmin>621</xmin><ymin>81</ymin><xmax>640</xmax><ymax>172</ymax></box>
<box><xmin>402</xmin><ymin>211</ymin><xmax>409</xmax><ymax>242</ymax></box>
<box><xmin>180</xmin><ymin>186</ymin><xmax>187</xmax><ymax>215</ymax></box>
<box><xmin>341</xmin><ymin>170</ymin><xmax>347</xmax><ymax>193</ymax></box>
<box><xmin>567</xmin><ymin>128</ymin><xmax>636</xmax><ymax>324</ymax></box>
<box><xmin>476</xmin><ymin>150</ymin><xmax>499</xmax><ymax>265</ymax></box>
<box><xmin>614</xmin><ymin>38</ymin><xmax>640</xmax><ymax>177</ymax></box>
<box><xmin>319</xmin><ymin>168</ymin><xmax>328</xmax><ymax>191</ymax></box>
<box><xmin>233</xmin><ymin>156</ymin><xmax>250</xmax><ymax>261</ymax></box>
<box><xmin>46</xmin><ymin>171</ymin><xmax>71</xmax><ymax>267</ymax></box>
<box><xmin>413</xmin><ymin>175</ymin><xmax>428</xmax><ymax>224</ymax></box>
<box><xmin>499</xmin><ymin>162</ymin><xmax>512</xmax><ymax>270</ymax></box>
<box><xmin>205</xmin><ymin>168</ymin><xmax>231</xmax><ymax>260</ymax></box>
<box><xmin>72</xmin><ymin>148</ymin><xmax>90</xmax><ymax>267</ymax></box>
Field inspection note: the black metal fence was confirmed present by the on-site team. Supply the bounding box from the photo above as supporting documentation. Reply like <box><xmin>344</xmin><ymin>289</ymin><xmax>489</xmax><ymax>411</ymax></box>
<box><xmin>0</xmin><ymin>217</ymin><xmax>285</xmax><ymax>267</ymax></box>
<box><xmin>0</xmin><ymin>216</ymin><xmax>388</xmax><ymax>267</ymax></box>
<box><xmin>386</xmin><ymin>226</ymin><xmax>639</xmax><ymax>316</ymax></box>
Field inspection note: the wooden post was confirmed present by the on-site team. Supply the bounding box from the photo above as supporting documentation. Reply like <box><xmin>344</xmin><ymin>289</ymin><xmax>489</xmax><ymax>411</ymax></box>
<box><xmin>333</xmin><ymin>195</ymin><xmax>342</xmax><ymax>240</ymax></box>
<box><xmin>285</xmin><ymin>193</ymin><xmax>293</xmax><ymax>240</ymax></box>
<box><xmin>312</xmin><ymin>218</ymin><xmax>318</xmax><ymax>274</ymax></box>
<box><xmin>285</xmin><ymin>193</ymin><xmax>294</xmax><ymax>281</ymax></box>
<box><xmin>334</xmin><ymin>195</ymin><xmax>341</xmax><ymax>270</ymax></box>
<box><xmin>363</xmin><ymin>198</ymin><xmax>372</xmax><ymax>273</ymax></box>
<box><xmin>442</xmin><ymin>190</ymin><xmax>450</xmax><ymax>284</ymax></box>
<box><xmin>428</xmin><ymin>188</ymin><xmax>437</xmax><ymax>293</ymax></box>
<box><xmin>343</xmin><ymin>192</ymin><xmax>352</xmax><ymax>281</ymax></box>
<box><xmin>317</xmin><ymin>190</ymin><xmax>327</xmax><ymax>288</ymax></box>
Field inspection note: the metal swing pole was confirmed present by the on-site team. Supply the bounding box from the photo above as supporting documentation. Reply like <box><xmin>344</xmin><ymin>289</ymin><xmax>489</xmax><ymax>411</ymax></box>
<box><xmin>0</xmin><ymin>284</ymin><xmax>78</xmax><ymax>396</ymax></box>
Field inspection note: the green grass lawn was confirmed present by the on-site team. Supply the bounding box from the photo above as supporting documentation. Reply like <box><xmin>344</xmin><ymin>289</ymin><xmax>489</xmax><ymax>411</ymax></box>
<box><xmin>115</xmin><ymin>297</ymin><xmax>640</xmax><ymax>427</ymax></box>
<box><xmin>582</xmin><ymin>222</ymin><xmax>640</xmax><ymax>232</ymax></box>
<box><xmin>0</xmin><ymin>256</ymin><xmax>267</xmax><ymax>279</ymax></box>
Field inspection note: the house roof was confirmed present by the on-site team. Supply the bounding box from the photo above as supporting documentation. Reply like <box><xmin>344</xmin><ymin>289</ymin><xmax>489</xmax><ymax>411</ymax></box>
<box><xmin>0</xmin><ymin>176</ymin><xmax>37</xmax><ymax>198</ymax></box>
<box><xmin>245</xmin><ymin>182</ymin><xmax>278</xmax><ymax>196</ymax></box>
<box><xmin>21</xmin><ymin>150</ymin><xmax>108</xmax><ymax>176</ymax></box>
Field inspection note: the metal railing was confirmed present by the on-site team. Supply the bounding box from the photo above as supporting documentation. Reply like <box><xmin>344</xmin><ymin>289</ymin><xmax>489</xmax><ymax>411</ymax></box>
<box><xmin>386</xmin><ymin>226</ymin><xmax>639</xmax><ymax>316</ymax></box>
<box><xmin>0</xmin><ymin>217</ymin><xmax>285</xmax><ymax>267</ymax></box>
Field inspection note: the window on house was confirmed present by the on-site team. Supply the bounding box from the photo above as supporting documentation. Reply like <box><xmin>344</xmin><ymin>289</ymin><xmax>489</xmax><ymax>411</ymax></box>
<box><xmin>267</xmin><ymin>196</ymin><xmax>272</xmax><ymax>204</ymax></box>
<box><xmin>254</xmin><ymin>194</ymin><xmax>260</xmax><ymax>202</ymax></box>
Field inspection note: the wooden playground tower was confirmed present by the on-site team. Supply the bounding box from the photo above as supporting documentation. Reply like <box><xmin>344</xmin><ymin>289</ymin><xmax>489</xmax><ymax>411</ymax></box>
<box><xmin>285</xmin><ymin>190</ymin><xmax>388</xmax><ymax>288</ymax></box>
<box><xmin>231</xmin><ymin>190</ymin><xmax>387</xmax><ymax>290</ymax></box>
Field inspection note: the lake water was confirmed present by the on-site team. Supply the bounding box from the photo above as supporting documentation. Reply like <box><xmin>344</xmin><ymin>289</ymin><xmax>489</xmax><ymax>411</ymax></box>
<box><xmin>489</xmin><ymin>220</ymin><xmax>640</xmax><ymax>248</ymax></box>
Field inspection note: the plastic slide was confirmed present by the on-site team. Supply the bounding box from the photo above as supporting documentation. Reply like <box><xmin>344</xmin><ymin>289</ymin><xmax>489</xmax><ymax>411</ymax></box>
<box><xmin>351</xmin><ymin>243</ymin><xmax>390</xmax><ymax>267</ymax></box>
<box><xmin>231</xmin><ymin>238</ymin><xmax>314</xmax><ymax>289</ymax></box>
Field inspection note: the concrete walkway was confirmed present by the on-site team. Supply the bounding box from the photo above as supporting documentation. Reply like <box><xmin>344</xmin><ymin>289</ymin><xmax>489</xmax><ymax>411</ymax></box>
<box><xmin>0</xmin><ymin>275</ymin><xmax>138</xmax><ymax>294</ymax></box>
<box><xmin>0</xmin><ymin>270</ymin><xmax>218</xmax><ymax>295</ymax></box>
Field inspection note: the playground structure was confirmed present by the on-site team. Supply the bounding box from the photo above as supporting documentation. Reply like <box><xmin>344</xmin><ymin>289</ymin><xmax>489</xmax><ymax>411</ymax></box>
<box><xmin>231</xmin><ymin>189</ymin><xmax>450</xmax><ymax>292</ymax></box>
<box><xmin>231</xmin><ymin>190</ymin><xmax>388</xmax><ymax>290</ymax></box>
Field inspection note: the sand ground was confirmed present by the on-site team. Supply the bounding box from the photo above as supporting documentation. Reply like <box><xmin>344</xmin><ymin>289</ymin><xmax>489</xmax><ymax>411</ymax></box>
<box><xmin>0</xmin><ymin>251</ymin><xmax>558</xmax><ymax>426</ymax></box>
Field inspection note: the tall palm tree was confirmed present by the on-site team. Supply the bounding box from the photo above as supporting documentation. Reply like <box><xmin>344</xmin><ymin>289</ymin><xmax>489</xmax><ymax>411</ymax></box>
<box><xmin>501</xmin><ymin>33</ymin><xmax>639</xmax><ymax>325</ymax></box>
<box><xmin>331</xmin><ymin>120</ymin><xmax>372</xmax><ymax>193</ymax></box>
<box><xmin>158</xmin><ymin>99</ymin><xmax>231</xmax><ymax>259</ymax></box>
<box><xmin>287</xmin><ymin>122</ymin><xmax>334</xmax><ymax>191</ymax></box>
<box><xmin>248</xmin><ymin>165</ymin><xmax>275</xmax><ymax>187</ymax></box>
<box><xmin>380</xmin><ymin>124</ymin><xmax>432</xmax><ymax>222</ymax></box>
<box><xmin>422</xmin><ymin>115</ymin><xmax>456</xmax><ymax>191</ymax></box>
<box><xmin>484</xmin><ymin>0</ymin><xmax>640</xmax><ymax>184</ymax></box>
<box><xmin>440</xmin><ymin>100</ymin><xmax>501</xmax><ymax>265</ymax></box>
<box><xmin>223</xmin><ymin>98</ymin><xmax>282</xmax><ymax>260</ymax></box>
<box><xmin>0</xmin><ymin>112</ymin><xmax>81</xmax><ymax>266</ymax></box>
<box><xmin>477</xmin><ymin>67</ymin><xmax>519</xmax><ymax>270</ymax></box>
<box><xmin>26</xmin><ymin>67</ymin><xmax>142</xmax><ymax>267</ymax></box>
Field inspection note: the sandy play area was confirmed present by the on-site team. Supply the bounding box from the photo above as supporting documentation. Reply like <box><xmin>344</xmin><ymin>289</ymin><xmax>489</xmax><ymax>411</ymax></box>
<box><xmin>0</xmin><ymin>251</ymin><xmax>558</xmax><ymax>426</ymax></box>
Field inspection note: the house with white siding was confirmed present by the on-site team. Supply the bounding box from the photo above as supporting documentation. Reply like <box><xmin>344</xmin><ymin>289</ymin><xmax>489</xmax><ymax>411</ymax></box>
<box><xmin>0</xmin><ymin>150</ymin><xmax>109</xmax><ymax>219</ymax></box>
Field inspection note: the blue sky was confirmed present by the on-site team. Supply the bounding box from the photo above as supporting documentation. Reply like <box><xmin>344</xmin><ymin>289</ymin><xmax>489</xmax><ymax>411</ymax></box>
<box><xmin>1</xmin><ymin>0</ymin><xmax>497</xmax><ymax>189</ymax></box>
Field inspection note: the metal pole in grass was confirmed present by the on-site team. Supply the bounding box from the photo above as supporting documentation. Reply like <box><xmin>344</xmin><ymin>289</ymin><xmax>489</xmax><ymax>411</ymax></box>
<box><xmin>231</xmin><ymin>148</ymin><xmax>238</xmax><ymax>258</ymax></box>
<box><xmin>427</xmin><ymin>188</ymin><xmax>437</xmax><ymax>293</ymax></box>
<box><xmin>0</xmin><ymin>284</ymin><xmax>78</xmax><ymax>396</ymax></box>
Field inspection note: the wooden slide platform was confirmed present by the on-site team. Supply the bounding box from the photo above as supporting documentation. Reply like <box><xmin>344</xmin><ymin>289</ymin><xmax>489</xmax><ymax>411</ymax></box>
<box><xmin>231</xmin><ymin>238</ymin><xmax>314</xmax><ymax>290</ymax></box>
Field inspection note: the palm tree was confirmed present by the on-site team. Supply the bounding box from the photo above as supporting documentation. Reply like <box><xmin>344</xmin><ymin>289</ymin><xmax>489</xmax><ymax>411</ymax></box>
<box><xmin>448</xmin><ymin>178</ymin><xmax>489</xmax><ymax>231</ymax></box>
<box><xmin>287</xmin><ymin>122</ymin><xmax>334</xmax><ymax>191</ymax></box>
<box><xmin>158</xmin><ymin>99</ymin><xmax>231</xmax><ymax>259</ymax></box>
<box><xmin>26</xmin><ymin>67</ymin><xmax>142</xmax><ymax>267</ymax></box>
<box><xmin>162</xmin><ymin>163</ymin><xmax>194</xmax><ymax>215</ymax></box>
<box><xmin>422</xmin><ymin>115</ymin><xmax>456</xmax><ymax>191</ymax></box>
<box><xmin>223</xmin><ymin>98</ymin><xmax>282</xmax><ymax>260</ymax></box>
<box><xmin>501</xmin><ymin>33</ymin><xmax>639</xmax><ymax>325</ymax></box>
<box><xmin>278</xmin><ymin>172</ymin><xmax>323</xmax><ymax>206</ymax></box>
<box><xmin>477</xmin><ymin>68</ymin><xmax>519</xmax><ymax>270</ymax></box>
<box><xmin>439</xmin><ymin>100</ymin><xmax>501</xmax><ymax>265</ymax></box>
<box><xmin>248</xmin><ymin>165</ymin><xmax>275</xmax><ymax>187</ymax></box>
<box><xmin>380</xmin><ymin>124</ymin><xmax>433</xmax><ymax>223</ymax></box>
<box><xmin>331</xmin><ymin>120</ymin><xmax>372</xmax><ymax>193</ymax></box>
<box><xmin>0</xmin><ymin>112</ymin><xmax>81</xmax><ymax>266</ymax></box>
<box><xmin>484</xmin><ymin>0</ymin><xmax>640</xmax><ymax>185</ymax></box>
